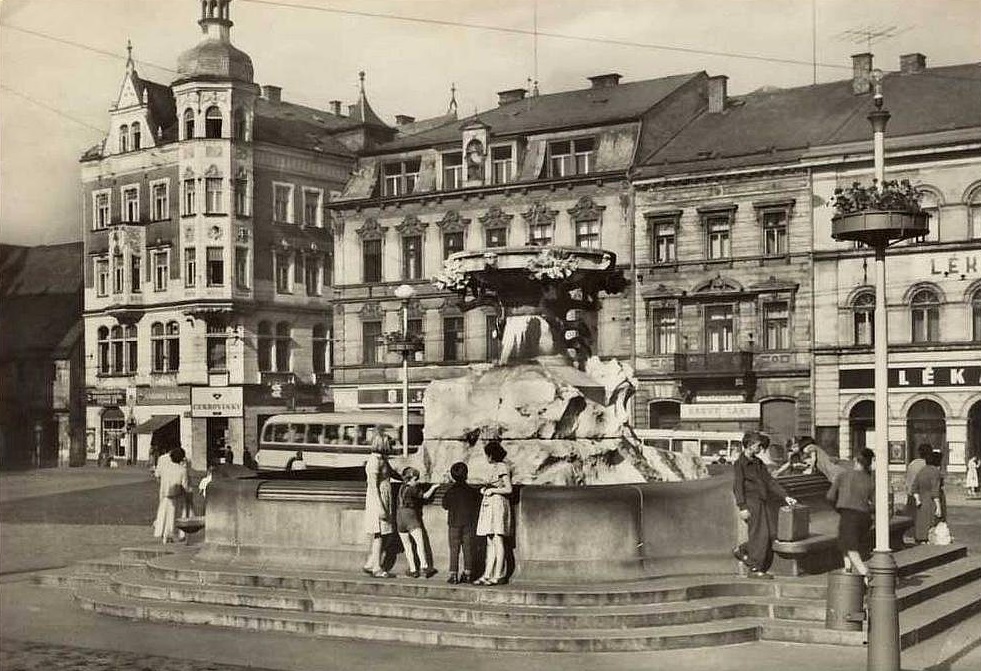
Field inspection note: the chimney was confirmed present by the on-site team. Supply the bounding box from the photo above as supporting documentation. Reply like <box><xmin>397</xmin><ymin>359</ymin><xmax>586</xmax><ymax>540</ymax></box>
<box><xmin>395</xmin><ymin>114</ymin><xmax>416</xmax><ymax>126</ymax></box>
<box><xmin>261</xmin><ymin>85</ymin><xmax>282</xmax><ymax>103</ymax></box>
<box><xmin>588</xmin><ymin>73</ymin><xmax>622</xmax><ymax>89</ymax></box>
<box><xmin>707</xmin><ymin>75</ymin><xmax>728</xmax><ymax>113</ymax></box>
<box><xmin>348</xmin><ymin>103</ymin><xmax>358</xmax><ymax>117</ymax></box>
<box><xmin>852</xmin><ymin>53</ymin><xmax>873</xmax><ymax>95</ymax></box>
<box><xmin>329</xmin><ymin>100</ymin><xmax>342</xmax><ymax>115</ymax></box>
<box><xmin>497</xmin><ymin>88</ymin><xmax>527</xmax><ymax>106</ymax></box>
<box><xmin>900</xmin><ymin>53</ymin><xmax>926</xmax><ymax>74</ymax></box>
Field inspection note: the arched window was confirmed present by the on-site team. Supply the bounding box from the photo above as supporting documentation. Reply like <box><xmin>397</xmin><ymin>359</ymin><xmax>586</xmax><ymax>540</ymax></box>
<box><xmin>275</xmin><ymin>322</ymin><xmax>292</xmax><ymax>372</ymax></box>
<box><xmin>109</xmin><ymin>326</ymin><xmax>124</xmax><ymax>373</ymax></box>
<box><xmin>648</xmin><ymin>400</ymin><xmax>680</xmax><ymax>430</ymax></box>
<box><xmin>151</xmin><ymin>321</ymin><xmax>180</xmax><ymax>372</ymax></box>
<box><xmin>124</xmin><ymin>325</ymin><xmax>138</xmax><ymax>373</ymax></box>
<box><xmin>118</xmin><ymin>125</ymin><xmax>129</xmax><ymax>153</ymax></box>
<box><xmin>109</xmin><ymin>325</ymin><xmax>137</xmax><ymax>373</ymax></box>
<box><xmin>97</xmin><ymin>326</ymin><xmax>110</xmax><ymax>374</ymax></box>
<box><xmin>233</xmin><ymin>108</ymin><xmax>247</xmax><ymax>141</ymax></box>
<box><xmin>973</xmin><ymin>289</ymin><xmax>981</xmax><ymax>342</ymax></box>
<box><xmin>969</xmin><ymin>187</ymin><xmax>981</xmax><ymax>239</ymax></box>
<box><xmin>205</xmin><ymin>106</ymin><xmax>223</xmax><ymax>138</ymax></box>
<box><xmin>919</xmin><ymin>190</ymin><xmax>940</xmax><ymax>243</ymax></box>
<box><xmin>906</xmin><ymin>399</ymin><xmax>946</xmax><ymax>466</ymax></box>
<box><xmin>312</xmin><ymin>324</ymin><xmax>331</xmax><ymax>374</ymax></box>
<box><xmin>852</xmin><ymin>292</ymin><xmax>875</xmax><ymax>346</ymax></box>
<box><xmin>849</xmin><ymin>400</ymin><xmax>874</xmax><ymax>456</ymax></box>
<box><xmin>183</xmin><ymin>108</ymin><xmax>195</xmax><ymax>140</ymax></box>
<box><xmin>910</xmin><ymin>288</ymin><xmax>940</xmax><ymax>343</ymax></box>
<box><xmin>131</xmin><ymin>122</ymin><xmax>141</xmax><ymax>150</ymax></box>
<box><xmin>257</xmin><ymin>321</ymin><xmax>272</xmax><ymax>371</ymax></box>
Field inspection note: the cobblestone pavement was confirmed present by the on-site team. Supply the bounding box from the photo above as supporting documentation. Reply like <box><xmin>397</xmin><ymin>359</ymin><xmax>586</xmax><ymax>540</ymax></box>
<box><xmin>0</xmin><ymin>639</ymin><xmax>281</xmax><ymax>671</ymax></box>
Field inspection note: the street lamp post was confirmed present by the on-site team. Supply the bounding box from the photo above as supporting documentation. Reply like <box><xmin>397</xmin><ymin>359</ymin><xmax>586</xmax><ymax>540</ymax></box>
<box><xmin>393</xmin><ymin>284</ymin><xmax>416</xmax><ymax>459</ymax></box>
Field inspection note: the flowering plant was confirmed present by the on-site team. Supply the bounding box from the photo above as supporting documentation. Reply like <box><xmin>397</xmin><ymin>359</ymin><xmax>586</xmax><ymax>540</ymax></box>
<box><xmin>526</xmin><ymin>249</ymin><xmax>580</xmax><ymax>281</ymax></box>
<box><xmin>432</xmin><ymin>259</ymin><xmax>470</xmax><ymax>292</ymax></box>
<box><xmin>831</xmin><ymin>179</ymin><xmax>924</xmax><ymax>216</ymax></box>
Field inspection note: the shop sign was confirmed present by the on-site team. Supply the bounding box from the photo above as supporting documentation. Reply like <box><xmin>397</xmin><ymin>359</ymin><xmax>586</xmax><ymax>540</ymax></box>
<box><xmin>191</xmin><ymin>387</ymin><xmax>244</xmax><ymax>417</ymax></box>
<box><xmin>86</xmin><ymin>388</ymin><xmax>126</xmax><ymax>406</ymax></box>
<box><xmin>243</xmin><ymin>384</ymin><xmax>329</xmax><ymax>407</ymax></box>
<box><xmin>357</xmin><ymin>386</ymin><xmax>426</xmax><ymax>409</ymax></box>
<box><xmin>840</xmin><ymin>365</ymin><xmax>981</xmax><ymax>390</ymax></box>
<box><xmin>135</xmin><ymin>386</ymin><xmax>190</xmax><ymax>406</ymax></box>
<box><xmin>929</xmin><ymin>253</ymin><xmax>980</xmax><ymax>278</ymax></box>
<box><xmin>679</xmin><ymin>403</ymin><xmax>760</xmax><ymax>420</ymax></box>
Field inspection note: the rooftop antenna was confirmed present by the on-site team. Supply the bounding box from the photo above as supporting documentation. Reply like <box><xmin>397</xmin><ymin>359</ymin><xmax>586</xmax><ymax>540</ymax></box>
<box><xmin>836</xmin><ymin>24</ymin><xmax>912</xmax><ymax>52</ymax></box>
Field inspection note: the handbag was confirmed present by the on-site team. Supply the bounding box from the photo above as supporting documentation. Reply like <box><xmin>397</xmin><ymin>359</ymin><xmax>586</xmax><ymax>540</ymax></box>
<box><xmin>166</xmin><ymin>483</ymin><xmax>185</xmax><ymax>499</ymax></box>
<box><xmin>929</xmin><ymin>521</ymin><xmax>952</xmax><ymax>545</ymax></box>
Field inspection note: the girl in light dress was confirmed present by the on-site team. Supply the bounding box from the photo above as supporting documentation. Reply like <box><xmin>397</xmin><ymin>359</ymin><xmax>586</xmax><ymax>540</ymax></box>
<box><xmin>965</xmin><ymin>454</ymin><xmax>980</xmax><ymax>497</ymax></box>
<box><xmin>153</xmin><ymin>446</ymin><xmax>190</xmax><ymax>543</ymax></box>
<box><xmin>362</xmin><ymin>428</ymin><xmax>397</xmax><ymax>578</ymax></box>
<box><xmin>473</xmin><ymin>439</ymin><xmax>513</xmax><ymax>586</ymax></box>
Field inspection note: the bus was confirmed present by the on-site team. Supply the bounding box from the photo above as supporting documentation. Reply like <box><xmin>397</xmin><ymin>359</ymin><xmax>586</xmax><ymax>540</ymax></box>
<box><xmin>255</xmin><ymin>411</ymin><xmax>424</xmax><ymax>472</ymax></box>
<box><xmin>632</xmin><ymin>428</ymin><xmax>772</xmax><ymax>465</ymax></box>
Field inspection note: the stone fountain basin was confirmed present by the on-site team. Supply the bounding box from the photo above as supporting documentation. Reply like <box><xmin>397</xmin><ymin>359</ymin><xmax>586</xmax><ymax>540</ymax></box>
<box><xmin>175</xmin><ymin>516</ymin><xmax>205</xmax><ymax>534</ymax></box>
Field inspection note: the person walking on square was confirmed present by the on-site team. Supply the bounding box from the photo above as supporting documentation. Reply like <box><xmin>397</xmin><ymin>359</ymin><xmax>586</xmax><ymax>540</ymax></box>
<box><xmin>732</xmin><ymin>432</ymin><xmax>798</xmax><ymax>579</ymax></box>
<box><xmin>363</xmin><ymin>428</ymin><xmax>397</xmax><ymax>578</ymax></box>
<box><xmin>153</xmin><ymin>446</ymin><xmax>190</xmax><ymax>544</ymax></box>
<box><xmin>396</xmin><ymin>467</ymin><xmax>439</xmax><ymax>578</ymax></box>
<box><xmin>828</xmin><ymin>448</ymin><xmax>875</xmax><ymax>579</ymax></box>
<box><xmin>965</xmin><ymin>453</ymin><xmax>980</xmax><ymax>497</ymax></box>
<box><xmin>474</xmin><ymin>439</ymin><xmax>513</xmax><ymax>585</ymax></box>
<box><xmin>911</xmin><ymin>449</ymin><xmax>944</xmax><ymax>544</ymax></box>
<box><xmin>442</xmin><ymin>461</ymin><xmax>481</xmax><ymax>584</ymax></box>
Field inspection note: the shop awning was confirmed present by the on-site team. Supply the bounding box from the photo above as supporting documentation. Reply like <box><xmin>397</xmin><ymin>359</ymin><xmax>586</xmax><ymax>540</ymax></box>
<box><xmin>135</xmin><ymin>415</ymin><xmax>179</xmax><ymax>435</ymax></box>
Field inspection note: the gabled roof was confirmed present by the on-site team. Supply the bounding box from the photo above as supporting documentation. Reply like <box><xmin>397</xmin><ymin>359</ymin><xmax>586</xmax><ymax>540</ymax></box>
<box><xmin>0</xmin><ymin>243</ymin><xmax>82</xmax><ymax>296</ymax></box>
<box><xmin>395</xmin><ymin>112</ymin><xmax>458</xmax><ymax>138</ymax></box>
<box><xmin>371</xmin><ymin>72</ymin><xmax>702</xmax><ymax>154</ymax></box>
<box><xmin>136</xmin><ymin>75</ymin><xmax>177</xmax><ymax>141</ymax></box>
<box><xmin>637</xmin><ymin>63</ymin><xmax>981</xmax><ymax>178</ymax></box>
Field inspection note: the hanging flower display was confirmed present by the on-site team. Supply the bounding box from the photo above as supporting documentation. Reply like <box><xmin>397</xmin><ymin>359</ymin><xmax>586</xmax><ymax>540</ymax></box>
<box><xmin>432</xmin><ymin>258</ymin><xmax>470</xmax><ymax>292</ymax></box>
<box><xmin>526</xmin><ymin>249</ymin><xmax>580</xmax><ymax>281</ymax></box>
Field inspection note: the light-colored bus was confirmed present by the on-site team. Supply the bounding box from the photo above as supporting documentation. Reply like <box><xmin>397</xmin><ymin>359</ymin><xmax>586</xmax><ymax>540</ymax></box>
<box><xmin>632</xmin><ymin>428</ymin><xmax>769</xmax><ymax>465</ymax></box>
<box><xmin>256</xmin><ymin>411</ymin><xmax>424</xmax><ymax>471</ymax></box>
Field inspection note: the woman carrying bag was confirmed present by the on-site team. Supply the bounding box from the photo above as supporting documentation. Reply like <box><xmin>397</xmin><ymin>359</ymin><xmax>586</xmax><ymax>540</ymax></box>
<box><xmin>153</xmin><ymin>446</ymin><xmax>190</xmax><ymax>543</ymax></box>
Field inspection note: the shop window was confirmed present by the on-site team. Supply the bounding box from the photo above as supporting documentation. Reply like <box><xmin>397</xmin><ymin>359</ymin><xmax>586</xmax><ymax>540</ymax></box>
<box><xmin>760</xmin><ymin>399</ymin><xmax>796</xmax><ymax>451</ymax></box>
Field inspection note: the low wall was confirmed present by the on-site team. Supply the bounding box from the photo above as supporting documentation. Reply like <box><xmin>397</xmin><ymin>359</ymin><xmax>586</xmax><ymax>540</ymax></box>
<box><xmin>201</xmin><ymin>472</ymin><xmax>741</xmax><ymax>581</ymax></box>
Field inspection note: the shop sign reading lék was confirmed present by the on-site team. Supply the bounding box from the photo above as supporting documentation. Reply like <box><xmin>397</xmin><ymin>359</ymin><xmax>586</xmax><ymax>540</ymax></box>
<box><xmin>840</xmin><ymin>365</ymin><xmax>981</xmax><ymax>390</ymax></box>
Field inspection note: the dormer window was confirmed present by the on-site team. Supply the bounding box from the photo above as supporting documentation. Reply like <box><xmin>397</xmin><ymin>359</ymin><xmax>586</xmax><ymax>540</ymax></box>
<box><xmin>205</xmin><ymin>106</ymin><xmax>223</xmax><ymax>139</ymax></box>
<box><xmin>441</xmin><ymin>152</ymin><xmax>462</xmax><ymax>190</ymax></box>
<box><xmin>546</xmin><ymin>138</ymin><xmax>594</xmax><ymax>178</ymax></box>
<box><xmin>118</xmin><ymin>125</ymin><xmax>129</xmax><ymax>153</ymax></box>
<box><xmin>491</xmin><ymin>145</ymin><xmax>513</xmax><ymax>184</ymax></box>
<box><xmin>131</xmin><ymin>122</ymin><xmax>141</xmax><ymax>150</ymax></box>
<box><xmin>183</xmin><ymin>109</ymin><xmax>195</xmax><ymax>140</ymax></box>
<box><xmin>382</xmin><ymin>159</ymin><xmax>421</xmax><ymax>197</ymax></box>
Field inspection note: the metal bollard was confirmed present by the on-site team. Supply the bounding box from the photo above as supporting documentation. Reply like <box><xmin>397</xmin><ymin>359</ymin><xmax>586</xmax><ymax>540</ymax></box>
<box><xmin>825</xmin><ymin>569</ymin><xmax>866</xmax><ymax>631</ymax></box>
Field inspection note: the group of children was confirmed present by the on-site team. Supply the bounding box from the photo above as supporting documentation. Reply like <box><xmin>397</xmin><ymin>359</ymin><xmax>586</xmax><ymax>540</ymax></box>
<box><xmin>362</xmin><ymin>435</ymin><xmax>513</xmax><ymax>586</ymax></box>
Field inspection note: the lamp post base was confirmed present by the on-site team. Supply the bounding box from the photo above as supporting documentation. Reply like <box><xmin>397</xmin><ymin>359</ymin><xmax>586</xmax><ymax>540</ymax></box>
<box><xmin>867</xmin><ymin>549</ymin><xmax>900</xmax><ymax>671</ymax></box>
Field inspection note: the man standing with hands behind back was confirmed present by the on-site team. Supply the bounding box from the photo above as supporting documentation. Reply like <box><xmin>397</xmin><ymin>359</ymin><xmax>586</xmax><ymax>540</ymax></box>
<box><xmin>732</xmin><ymin>432</ymin><xmax>798</xmax><ymax>579</ymax></box>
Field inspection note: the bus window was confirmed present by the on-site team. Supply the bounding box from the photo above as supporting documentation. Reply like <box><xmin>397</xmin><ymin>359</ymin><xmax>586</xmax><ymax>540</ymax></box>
<box><xmin>323</xmin><ymin>424</ymin><xmax>339</xmax><ymax>443</ymax></box>
<box><xmin>678</xmin><ymin>439</ymin><xmax>699</xmax><ymax>457</ymax></box>
<box><xmin>269</xmin><ymin>424</ymin><xmax>288</xmax><ymax>442</ymax></box>
<box><xmin>262</xmin><ymin>423</ymin><xmax>274</xmax><ymax>442</ymax></box>
<box><xmin>286</xmin><ymin>424</ymin><xmax>304</xmax><ymax>443</ymax></box>
<box><xmin>357</xmin><ymin>425</ymin><xmax>373</xmax><ymax>445</ymax></box>
<box><xmin>306</xmin><ymin>424</ymin><xmax>323</xmax><ymax>445</ymax></box>
<box><xmin>643</xmin><ymin>438</ymin><xmax>671</xmax><ymax>450</ymax></box>
<box><xmin>340</xmin><ymin>425</ymin><xmax>357</xmax><ymax>445</ymax></box>
<box><xmin>702</xmin><ymin>440</ymin><xmax>727</xmax><ymax>458</ymax></box>
<box><xmin>406</xmin><ymin>424</ymin><xmax>424</xmax><ymax>446</ymax></box>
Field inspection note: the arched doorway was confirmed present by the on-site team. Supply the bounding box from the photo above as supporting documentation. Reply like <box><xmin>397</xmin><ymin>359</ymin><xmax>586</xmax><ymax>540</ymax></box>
<box><xmin>101</xmin><ymin>407</ymin><xmax>126</xmax><ymax>462</ymax></box>
<box><xmin>849</xmin><ymin>400</ymin><xmax>875</xmax><ymax>456</ymax></box>
<box><xmin>906</xmin><ymin>399</ymin><xmax>946</xmax><ymax>467</ymax></box>
<box><xmin>648</xmin><ymin>400</ymin><xmax>680</xmax><ymax>429</ymax></box>
<box><xmin>968</xmin><ymin>400</ymin><xmax>981</xmax><ymax>464</ymax></box>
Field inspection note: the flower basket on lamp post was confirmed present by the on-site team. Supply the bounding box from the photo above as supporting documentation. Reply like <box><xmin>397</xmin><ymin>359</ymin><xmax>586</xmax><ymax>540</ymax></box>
<box><xmin>384</xmin><ymin>332</ymin><xmax>423</xmax><ymax>356</ymax></box>
<box><xmin>830</xmin><ymin>179</ymin><xmax>930</xmax><ymax>245</ymax></box>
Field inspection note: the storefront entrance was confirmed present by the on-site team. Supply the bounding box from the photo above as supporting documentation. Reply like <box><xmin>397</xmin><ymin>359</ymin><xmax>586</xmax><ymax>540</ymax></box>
<box><xmin>906</xmin><ymin>399</ymin><xmax>946</xmax><ymax>467</ymax></box>
<box><xmin>101</xmin><ymin>407</ymin><xmax>127</xmax><ymax>463</ymax></box>
<box><xmin>207</xmin><ymin>416</ymin><xmax>229</xmax><ymax>467</ymax></box>
<box><xmin>849</xmin><ymin>400</ymin><xmax>875</xmax><ymax>455</ymax></box>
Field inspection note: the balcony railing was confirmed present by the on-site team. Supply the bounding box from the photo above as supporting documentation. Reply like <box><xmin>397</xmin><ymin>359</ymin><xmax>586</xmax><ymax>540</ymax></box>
<box><xmin>674</xmin><ymin>351</ymin><xmax>754</xmax><ymax>376</ymax></box>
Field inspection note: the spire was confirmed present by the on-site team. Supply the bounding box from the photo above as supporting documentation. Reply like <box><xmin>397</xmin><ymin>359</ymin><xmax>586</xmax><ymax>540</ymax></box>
<box><xmin>349</xmin><ymin>70</ymin><xmax>388</xmax><ymax>128</ymax></box>
<box><xmin>199</xmin><ymin>0</ymin><xmax>233</xmax><ymax>41</ymax></box>
<box><xmin>126</xmin><ymin>39</ymin><xmax>134</xmax><ymax>70</ymax></box>
<box><xmin>448</xmin><ymin>82</ymin><xmax>458</xmax><ymax>115</ymax></box>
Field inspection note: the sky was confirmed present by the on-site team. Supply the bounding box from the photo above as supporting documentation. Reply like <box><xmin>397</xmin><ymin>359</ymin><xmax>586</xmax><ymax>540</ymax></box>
<box><xmin>1</xmin><ymin>0</ymin><xmax>979</xmax><ymax>246</ymax></box>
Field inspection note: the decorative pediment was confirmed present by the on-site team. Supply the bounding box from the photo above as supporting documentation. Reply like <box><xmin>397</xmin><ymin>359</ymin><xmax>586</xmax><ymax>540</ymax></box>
<box><xmin>568</xmin><ymin>196</ymin><xmax>606</xmax><ymax>222</ymax></box>
<box><xmin>406</xmin><ymin>299</ymin><xmax>425</xmax><ymax>319</ymax></box>
<box><xmin>478</xmin><ymin>205</ymin><xmax>513</xmax><ymax>231</ymax></box>
<box><xmin>437</xmin><ymin>210</ymin><xmax>470</xmax><ymax>233</ymax></box>
<box><xmin>204</xmin><ymin>164</ymin><xmax>221</xmax><ymax>177</ymax></box>
<box><xmin>521</xmin><ymin>201</ymin><xmax>558</xmax><ymax>226</ymax></box>
<box><xmin>356</xmin><ymin>217</ymin><xmax>386</xmax><ymax>241</ymax></box>
<box><xmin>748</xmin><ymin>275</ymin><xmax>799</xmax><ymax>294</ymax></box>
<box><xmin>693</xmin><ymin>273</ymin><xmax>744</xmax><ymax>294</ymax></box>
<box><xmin>642</xmin><ymin>283</ymin><xmax>682</xmax><ymax>299</ymax></box>
<box><xmin>396</xmin><ymin>214</ymin><xmax>428</xmax><ymax>236</ymax></box>
<box><xmin>359</xmin><ymin>302</ymin><xmax>383</xmax><ymax>320</ymax></box>
<box><xmin>183</xmin><ymin>166</ymin><xmax>195</xmax><ymax>178</ymax></box>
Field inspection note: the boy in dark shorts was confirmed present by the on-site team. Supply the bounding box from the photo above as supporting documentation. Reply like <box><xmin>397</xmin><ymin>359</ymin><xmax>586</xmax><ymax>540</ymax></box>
<box><xmin>396</xmin><ymin>467</ymin><xmax>439</xmax><ymax>578</ymax></box>
<box><xmin>441</xmin><ymin>462</ymin><xmax>481</xmax><ymax>584</ymax></box>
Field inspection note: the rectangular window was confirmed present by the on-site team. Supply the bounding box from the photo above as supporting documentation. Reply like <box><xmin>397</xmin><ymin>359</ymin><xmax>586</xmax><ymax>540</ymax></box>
<box><xmin>491</xmin><ymin>145</ymin><xmax>513</xmax><ymax>184</ymax></box>
<box><xmin>122</xmin><ymin>187</ymin><xmax>139</xmax><ymax>223</ymax></box>
<box><xmin>131</xmin><ymin>256</ymin><xmax>141</xmax><ymax>293</ymax></box>
<box><xmin>362</xmin><ymin>321</ymin><xmax>382</xmax><ymax>365</ymax></box>
<box><xmin>206</xmin><ymin>323</ymin><xmax>227</xmax><ymax>371</ymax></box>
<box><xmin>235</xmin><ymin>177</ymin><xmax>250</xmax><ymax>216</ymax></box>
<box><xmin>651</xmin><ymin>219</ymin><xmax>676</xmax><ymax>264</ymax></box>
<box><xmin>762</xmin><ymin>210</ymin><xmax>788</xmax><ymax>256</ymax></box>
<box><xmin>911</xmin><ymin>306</ymin><xmax>940</xmax><ymax>343</ymax></box>
<box><xmin>547</xmin><ymin>138</ymin><xmax>594</xmax><ymax>178</ymax></box>
<box><xmin>323</xmin><ymin>249</ymin><xmax>334</xmax><ymax>287</ymax></box>
<box><xmin>182</xmin><ymin>179</ymin><xmax>196</xmax><ymax>216</ymax></box>
<box><xmin>706</xmin><ymin>215</ymin><xmax>731</xmax><ymax>260</ymax></box>
<box><xmin>153</xmin><ymin>250</ymin><xmax>169</xmax><ymax>292</ymax></box>
<box><xmin>486</xmin><ymin>227</ymin><xmax>507</xmax><ymax>248</ymax></box>
<box><xmin>273</xmin><ymin>183</ymin><xmax>293</xmax><ymax>223</ymax></box>
<box><xmin>855</xmin><ymin>310</ymin><xmax>874</xmax><ymax>346</ymax></box>
<box><xmin>575</xmin><ymin>219</ymin><xmax>600</xmax><ymax>249</ymax></box>
<box><xmin>973</xmin><ymin>299</ymin><xmax>981</xmax><ymax>341</ymax></box>
<box><xmin>293</xmin><ymin>252</ymin><xmax>304</xmax><ymax>285</ymax></box>
<box><xmin>442</xmin><ymin>152</ymin><xmax>462</xmax><ymax>190</ymax></box>
<box><xmin>528</xmin><ymin>218</ymin><xmax>553</xmax><ymax>247</ymax></box>
<box><xmin>303</xmin><ymin>188</ymin><xmax>322</xmax><ymax>226</ymax></box>
<box><xmin>205</xmin><ymin>178</ymin><xmax>223</xmax><ymax>214</ymax></box>
<box><xmin>408</xmin><ymin>318</ymin><xmax>424</xmax><ymax>362</ymax></box>
<box><xmin>651</xmin><ymin>308</ymin><xmax>677</xmax><ymax>355</ymax></box>
<box><xmin>443</xmin><ymin>231</ymin><xmax>464</xmax><ymax>259</ymax></box>
<box><xmin>275</xmin><ymin>251</ymin><xmax>291</xmax><ymax>293</ymax></box>
<box><xmin>485</xmin><ymin>314</ymin><xmax>501</xmax><ymax>362</ymax></box>
<box><xmin>112</xmin><ymin>254</ymin><xmax>124</xmax><ymax>294</ymax></box>
<box><xmin>95</xmin><ymin>258</ymin><xmax>109</xmax><ymax>296</ymax></box>
<box><xmin>443</xmin><ymin>316</ymin><xmax>464</xmax><ymax>362</ymax></box>
<box><xmin>705</xmin><ymin>305</ymin><xmax>734</xmax><ymax>353</ymax></box>
<box><xmin>235</xmin><ymin>247</ymin><xmax>250</xmax><ymax>289</ymax></box>
<box><xmin>184</xmin><ymin>248</ymin><xmax>196</xmax><ymax>288</ymax></box>
<box><xmin>94</xmin><ymin>192</ymin><xmax>110</xmax><ymax>229</ymax></box>
<box><xmin>382</xmin><ymin>159</ymin><xmax>421</xmax><ymax>197</ymax></box>
<box><xmin>305</xmin><ymin>256</ymin><xmax>320</xmax><ymax>296</ymax></box>
<box><xmin>763</xmin><ymin>301</ymin><xmax>789</xmax><ymax>350</ymax></box>
<box><xmin>206</xmin><ymin>247</ymin><xmax>224</xmax><ymax>287</ymax></box>
<box><xmin>363</xmin><ymin>239</ymin><xmax>382</xmax><ymax>283</ymax></box>
<box><xmin>402</xmin><ymin>235</ymin><xmax>423</xmax><ymax>280</ymax></box>
<box><xmin>152</xmin><ymin>182</ymin><xmax>168</xmax><ymax>221</ymax></box>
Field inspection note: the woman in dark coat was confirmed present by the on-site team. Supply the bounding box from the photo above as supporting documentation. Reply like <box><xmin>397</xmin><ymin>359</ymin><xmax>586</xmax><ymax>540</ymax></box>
<box><xmin>827</xmin><ymin>448</ymin><xmax>875</xmax><ymax>577</ymax></box>
<box><xmin>910</xmin><ymin>450</ymin><xmax>944</xmax><ymax>543</ymax></box>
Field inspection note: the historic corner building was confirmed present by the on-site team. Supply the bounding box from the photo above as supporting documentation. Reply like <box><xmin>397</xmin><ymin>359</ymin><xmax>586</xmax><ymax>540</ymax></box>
<box><xmin>328</xmin><ymin>71</ymin><xmax>712</xmax><ymax>411</ymax></box>
<box><xmin>81</xmin><ymin>0</ymin><xmax>391</xmax><ymax>469</ymax></box>
<box><xmin>810</xmin><ymin>54</ymin><xmax>981</xmax><ymax>481</ymax></box>
<box><xmin>630</xmin><ymin>53</ymin><xmax>981</xmax><ymax>455</ymax></box>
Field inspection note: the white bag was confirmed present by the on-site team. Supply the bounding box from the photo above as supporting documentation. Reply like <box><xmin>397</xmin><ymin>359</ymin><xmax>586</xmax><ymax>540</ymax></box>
<box><xmin>928</xmin><ymin>521</ymin><xmax>952</xmax><ymax>545</ymax></box>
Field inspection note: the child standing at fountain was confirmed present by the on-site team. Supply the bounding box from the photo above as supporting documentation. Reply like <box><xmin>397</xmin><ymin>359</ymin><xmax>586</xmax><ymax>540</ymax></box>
<box><xmin>474</xmin><ymin>440</ymin><xmax>513</xmax><ymax>585</ymax></box>
<box><xmin>397</xmin><ymin>467</ymin><xmax>440</xmax><ymax>578</ymax></box>
<box><xmin>442</xmin><ymin>462</ymin><xmax>481</xmax><ymax>584</ymax></box>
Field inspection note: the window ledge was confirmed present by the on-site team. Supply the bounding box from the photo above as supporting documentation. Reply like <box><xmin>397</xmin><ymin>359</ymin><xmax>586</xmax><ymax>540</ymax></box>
<box><xmin>96</xmin><ymin>373</ymin><xmax>136</xmax><ymax>379</ymax></box>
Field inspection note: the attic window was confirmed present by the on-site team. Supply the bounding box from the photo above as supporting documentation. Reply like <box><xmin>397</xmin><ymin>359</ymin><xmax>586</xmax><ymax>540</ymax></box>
<box><xmin>382</xmin><ymin>159</ymin><xmax>421</xmax><ymax>197</ymax></box>
<box><xmin>545</xmin><ymin>138</ymin><xmax>595</xmax><ymax>178</ymax></box>
<box><xmin>131</xmin><ymin>122</ymin><xmax>141</xmax><ymax>150</ymax></box>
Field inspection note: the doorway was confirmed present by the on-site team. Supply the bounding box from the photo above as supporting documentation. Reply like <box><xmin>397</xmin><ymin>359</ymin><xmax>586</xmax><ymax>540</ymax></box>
<box><xmin>906</xmin><ymin>399</ymin><xmax>946</xmax><ymax>468</ymax></box>
<box><xmin>207</xmin><ymin>417</ymin><xmax>229</xmax><ymax>466</ymax></box>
